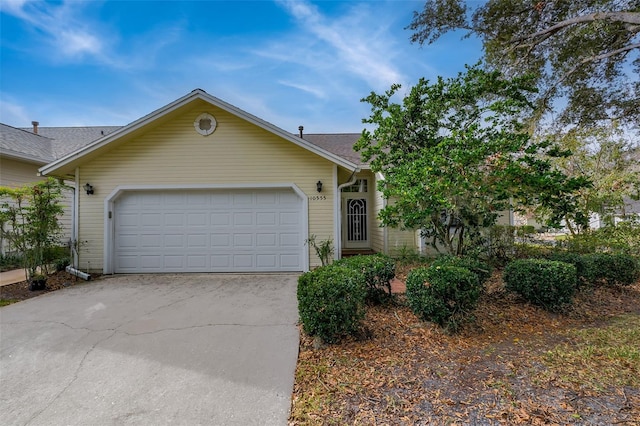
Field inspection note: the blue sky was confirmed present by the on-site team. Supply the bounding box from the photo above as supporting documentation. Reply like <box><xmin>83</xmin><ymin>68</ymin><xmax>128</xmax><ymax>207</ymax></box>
<box><xmin>0</xmin><ymin>0</ymin><xmax>482</xmax><ymax>133</ymax></box>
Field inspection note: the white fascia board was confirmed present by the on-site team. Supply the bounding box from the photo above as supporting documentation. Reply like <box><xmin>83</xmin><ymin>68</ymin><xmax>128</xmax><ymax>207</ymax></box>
<box><xmin>40</xmin><ymin>89</ymin><xmax>359</xmax><ymax>175</ymax></box>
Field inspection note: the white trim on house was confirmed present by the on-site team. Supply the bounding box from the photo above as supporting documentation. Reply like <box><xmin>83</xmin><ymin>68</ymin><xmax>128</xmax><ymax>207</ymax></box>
<box><xmin>333</xmin><ymin>164</ymin><xmax>339</xmax><ymax>260</ymax></box>
<box><xmin>102</xmin><ymin>183</ymin><xmax>309</xmax><ymax>274</ymax></box>
<box><xmin>40</xmin><ymin>89</ymin><xmax>358</xmax><ymax>177</ymax></box>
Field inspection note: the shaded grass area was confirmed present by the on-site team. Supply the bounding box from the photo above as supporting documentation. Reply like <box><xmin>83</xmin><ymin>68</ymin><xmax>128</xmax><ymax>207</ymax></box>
<box><xmin>540</xmin><ymin>314</ymin><xmax>640</xmax><ymax>390</ymax></box>
<box><xmin>289</xmin><ymin>273</ymin><xmax>640</xmax><ymax>425</ymax></box>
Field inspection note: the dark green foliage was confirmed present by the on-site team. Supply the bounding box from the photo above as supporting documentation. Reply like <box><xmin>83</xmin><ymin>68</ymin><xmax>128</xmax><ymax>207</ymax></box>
<box><xmin>581</xmin><ymin>253</ymin><xmax>639</xmax><ymax>287</ymax></box>
<box><xmin>54</xmin><ymin>257</ymin><xmax>70</xmax><ymax>272</ymax></box>
<box><xmin>546</xmin><ymin>251</ymin><xmax>588</xmax><ymax>288</ymax></box>
<box><xmin>405</xmin><ymin>265</ymin><xmax>481</xmax><ymax>332</ymax></box>
<box><xmin>356</xmin><ymin>65</ymin><xmax>589</xmax><ymax>257</ymax></box>
<box><xmin>0</xmin><ymin>253</ymin><xmax>23</xmax><ymax>272</ymax></box>
<box><xmin>430</xmin><ymin>255</ymin><xmax>492</xmax><ymax>284</ymax></box>
<box><xmin>504</xmin><ymin>259</ymin><xmax>577</xmax><ymax>312</ymax></box>
<box><xmin>297</xmin><ymin>265</ymin><xmax>367</xmax><ymax>343</ymax></box>
<box><xmin>333</xmin><ymin>254</ymin><xmax>396</xmax><ymax>304</ymax></box>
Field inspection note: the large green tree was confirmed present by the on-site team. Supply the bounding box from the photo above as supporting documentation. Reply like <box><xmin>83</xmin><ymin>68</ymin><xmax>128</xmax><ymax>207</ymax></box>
<box><xmin>355</xmin><ymin>66</ymin><xmax>589</xmax><ymax>255</ymax></box>
<box><xmin>408</xmin><ymin>0</ymin><xmax>640</xmax><ymax>129</ymax></box>
<box><xmin>544</xmin><ymin>124</ymin><xmax>640</xmax><ymax>233</ymax></box>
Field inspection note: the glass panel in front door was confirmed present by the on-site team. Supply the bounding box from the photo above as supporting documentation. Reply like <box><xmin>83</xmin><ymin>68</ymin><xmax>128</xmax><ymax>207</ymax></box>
<box><xmin>347</xmin><ymin>198</ymin><xmax>368</xmax><ymax>242</ymax></box>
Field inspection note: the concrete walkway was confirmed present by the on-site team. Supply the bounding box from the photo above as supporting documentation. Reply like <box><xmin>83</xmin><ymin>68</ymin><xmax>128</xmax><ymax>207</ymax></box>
<box><xmin>0</xmin><ymin>273</ymin><xmax>300</xmax><ymax>425</ymax></box>
<box><xmin>0</xmin><ymin>268</ymin><xmax>26</xmax><ymax>286</ymax></box>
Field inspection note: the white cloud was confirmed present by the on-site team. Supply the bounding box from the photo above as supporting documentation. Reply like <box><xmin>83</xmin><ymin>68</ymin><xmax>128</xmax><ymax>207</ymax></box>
<box><xmin>0</xmin><ymin>96</ymin><xmax>30</xmax><ymax>126</ymax></box>
<box><xmin>2</xmin><ymin>1</ymin><xmax>106</xmax><ymax>59</ymax></box>
<box><xmin>278</xmin><ymin>80</ymin><xmax>327</xmax><ymax>99</ymax></box>
<box><xmin>273</xmin><ymin>0</ymin><xmax>406</xmax><ymax>90</ymax></box>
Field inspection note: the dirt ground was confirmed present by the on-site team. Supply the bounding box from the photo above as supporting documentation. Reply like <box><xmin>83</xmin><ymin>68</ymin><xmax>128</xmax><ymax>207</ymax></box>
<box><xmin>290</xmin><ymin>271</ymin><xmax>640</xmax><ymax>425</ymax></box>
<box><xmin>0</xmin><ymin>270</ymin><xmax>96</xmax><ymax>303</ymax></box>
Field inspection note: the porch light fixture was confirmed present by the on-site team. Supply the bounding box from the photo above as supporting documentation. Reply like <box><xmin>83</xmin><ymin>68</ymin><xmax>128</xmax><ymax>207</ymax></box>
<box><xmin>83</xmin><ymin>183</ymin><xmax>94</xmax><ymax>195</ymax></box>
<box><xmin>316</xmin><ymin>180</ymin><xmax>323</xmax><ymax>193</ymax></box>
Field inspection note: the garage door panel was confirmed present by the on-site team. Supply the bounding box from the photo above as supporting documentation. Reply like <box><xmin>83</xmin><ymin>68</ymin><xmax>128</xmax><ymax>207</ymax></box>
<box><xmin>211</xmin><ymin>255</ymin><xmax>231</xmax><ymax>268</ymax></box>
<box><xmin>233</xmin><ymin>212</ymin><xmax>253</xmax><ymax>225</ymax></box>
<box><xmin>256</xmin><ymin>212</ymin><xmax>277</xmax><ymax>225</ymax></box>
<box><xmin>280</xmin><ymin>212</ymin><xmax>300</xmax><ymax>225</ymax></box>
<box><xmin>256</xmin><ymin>233</ymin><xmax>277</xmax><ymax>247</ymax></box>
<box><xmin>281</xmin><ymin>254</ymin><xmax>301</xmax><ymax>267</ymax></box>
<box><xmin>114</xmin><ymin>189</ymin><xmax>304</xmax><ymax>272</ymax></box>
<box><xmin>187</xmin><ymin>255</ymin><xmax>207</xmax><ymax>268</ymax></box>
<box><xmin>164</xmin><ymin>213</ymin><xmax>185</xmax><ymax>226</ymax></box>
<box><xmin>233</xmin><ymin>254</ymin><xmax>254</xmax><ymax>268</ymax></box>
<box><xmin>257</xmin><ymin>254</ymin><xmax>277</xmax><ymax>267</ymax></box>
<box><xmin>187</xmin><ymin>212</ymin><xmax>207</xmax><ymax>226</ymax></box>
<box><xmin>211</xmin><ymin>213</ymin><xmax>230</xmax><ymax>225</ymax></box>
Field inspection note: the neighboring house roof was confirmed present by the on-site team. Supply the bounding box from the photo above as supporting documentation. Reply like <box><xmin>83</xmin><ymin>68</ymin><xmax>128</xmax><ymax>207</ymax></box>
<box><xmin>24</xmin><ymin>126</ymin><xmax>121</xmax><ymax>159</ymax></box>
<box><xmin>1</xmin><ymin>123</ymin><xmax>122</xmax><ymax>166</ymax></box>
<box><xmin>0</xmin><ymin>123</ymin><xmax>54</xmax><ymax>164</ymax></box>
<box><xmin>40</xmin><ymin>89</ymin><xmax>361</xmax><ymax>177</ymax></box>
<box><xmin>303</xmin><ymin>133</ymin><xmax>365</xmax><ymax>166</ymax></box>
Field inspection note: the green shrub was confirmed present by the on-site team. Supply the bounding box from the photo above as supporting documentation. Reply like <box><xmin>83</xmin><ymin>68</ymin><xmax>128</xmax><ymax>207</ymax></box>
<box><xmin>430</xmin><ymin>255</ymin><xmax>492</xmax><ymax>284</ymax></box>
<box><xmin>0</xmin><ymin>252</ymin><xmax>23</xmax><ymax>272</ymax></box>
<box><xmin>297</xmin><ymin>265</ymin><xmax>367</xmax><ymax>343</ymax></box>
<box><xmin>504</xmin><ymin>259</ymin><xmax>577</xmax><ymax>312</ymax></box>
<box><xmin>563</xmin><ymin>221</ymin><xmax>640</xmax><ymax>256</ymax></box>
<box><xmin>333</xmin><ymin>254</ymin><xmax>395</xmax><ymax>304</ymax></box>
<box><xmin>546</xmin><ymin>251</ymin><xmax>588</xmax><ymax>287</ymax></box>
<box><xmin>581</xmin><ymin>253</ymin><xmax>639</xmax><ymax>287</ymax></box>
<box><xmin>54</xmin><ymin>257</ymin><xmax>70</xmax><ymax>272</ymax></box>
<box><xmin>406</xmin><ymin>265</ymin><xmax>481</xmax><ymax>332</ymax></box>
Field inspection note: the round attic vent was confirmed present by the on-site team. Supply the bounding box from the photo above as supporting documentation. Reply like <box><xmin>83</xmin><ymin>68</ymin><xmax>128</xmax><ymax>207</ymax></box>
<box><xmin>194</xmin><ymin>112</ymin><xmax>217</xmax><ymax>136</ymax></box>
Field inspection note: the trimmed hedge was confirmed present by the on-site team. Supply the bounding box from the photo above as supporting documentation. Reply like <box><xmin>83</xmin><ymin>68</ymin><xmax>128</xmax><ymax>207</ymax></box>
<box><xmin>580</xmin><ymin>253</ymin><xmax>639</xmax><ymax>287</ymax></box>
<box><xmin>406</xmin><ymin>265</ymin><xmax>481</xmax><ymax>331</ymax></box>
<box><xmin>333</xmin><ymin>254</ymin><xmax>395</xmax><ymax>304</ymax></box>
<box><xmin>430</xmin><ymin>255</ymin><xmax>493</xmax><ymax>284</ymax></box>
<box><xmin>504</xmin><ymin>259</ymin><xmax>577</xmax><ymax>312</ymax></box>
<box><xmin>297</xmin><ymin>265</ymin><xmax>367</xmax><ymax>343</ymax></box>
<box><xmin>546</xmin><ymin>251</ymin><xmax>588</xmax><ymax>287</ymax></box>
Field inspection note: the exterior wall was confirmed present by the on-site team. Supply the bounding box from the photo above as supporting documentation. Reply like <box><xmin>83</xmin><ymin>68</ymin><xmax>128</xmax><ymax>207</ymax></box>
<box><xmin>385</xmin><ymin>227</ymin><xmax>417</xmax><ymax>256</ymax></box>
<box><xmin>0</xmin><ymin>157</ymin><xmax>73</xmax><ymax>254</ymax></box>
<box><xmin>368</xmin><ymin>173</ymin><xmax>418</xmax><ymax>255</ymax></box>
<box><xmin>495</xmin><ymin>210</ymin><xmax>513</xmax><ymax>226</ymax></box>
<box><xmin>0</xmin><ymin>157</ymin><xmax>41</xmax><ymax>187</ymax></box>
<box><xmin>75</xmin><ymin>101</ymin><xmax>336</xmax><ymax>272</ymax></box>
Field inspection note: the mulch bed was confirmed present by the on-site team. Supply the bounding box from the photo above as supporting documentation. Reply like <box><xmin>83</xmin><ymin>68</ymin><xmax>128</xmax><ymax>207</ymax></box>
<box><xmin>290</xmin><ymin>271</ymin><xmax>640</xmax><ymax>425</ymax></box>
<box><xmin>0</xmin><ymin>270</ymin><xmax>96</xmax><ymax>303</ymax></box>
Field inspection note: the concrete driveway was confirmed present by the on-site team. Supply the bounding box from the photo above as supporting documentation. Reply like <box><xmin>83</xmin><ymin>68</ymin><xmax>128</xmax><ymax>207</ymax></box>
<box><xmin>0</xmin><ymin>274</ymin><xmax>300</xmax><ymax>425</ymax></box>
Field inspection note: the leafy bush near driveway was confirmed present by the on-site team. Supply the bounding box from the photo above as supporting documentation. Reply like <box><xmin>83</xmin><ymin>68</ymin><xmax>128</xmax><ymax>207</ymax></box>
<box><xmin>405</xmin><ymin>265</ymin><xmax>481</xmax><ymax>332</ymax></box>
<box><xmin>297</xmin><ymin>265</ymin><xmax>367</xmax><ymax>343</ymax></box>
<box><xmin>333</xmin><ymin>254</ymin><xmax>395</xmax><ymax>304</ymax></box>
<box><xmin>504</xmin><ymin>259</ymin><xmax>577</xmax><ymax>312</ymax></box>
<box><xmin>580</xmin><ymin>253</ymin><xmax>639</xmax><ymax>287</ymax></box>
<box><xmin>430</xmin><ymin>255</ymin><xmax>492</xmax><ymax>284</ymax></box>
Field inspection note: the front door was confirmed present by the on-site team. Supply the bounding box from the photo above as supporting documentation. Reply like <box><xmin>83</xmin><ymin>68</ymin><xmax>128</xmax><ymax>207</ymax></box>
<box><xmin>342</xmin><ymin>179</ymin><xmax>370</xmax><ymax>249</ymax></box>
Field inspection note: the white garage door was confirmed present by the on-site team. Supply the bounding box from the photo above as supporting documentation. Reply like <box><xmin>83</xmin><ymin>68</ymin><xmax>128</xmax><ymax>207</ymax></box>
<box><xmin>113</xmin><ymin>188</ymin><xmax>304</xmax><ymax>273</ymax></box>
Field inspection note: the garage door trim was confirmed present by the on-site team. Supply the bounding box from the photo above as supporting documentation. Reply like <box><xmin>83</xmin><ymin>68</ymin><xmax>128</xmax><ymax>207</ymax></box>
<box><xmin>103</xmin><ymin>183</ymin><xmax>309</xmax><ymax>274</ymax></box>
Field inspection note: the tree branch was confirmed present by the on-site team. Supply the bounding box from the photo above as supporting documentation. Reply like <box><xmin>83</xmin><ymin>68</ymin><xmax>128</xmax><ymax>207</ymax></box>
<box><xmin>511</xmin><ymin>11</ymin><xmax>640</xmax><ymax>44</ymax></box>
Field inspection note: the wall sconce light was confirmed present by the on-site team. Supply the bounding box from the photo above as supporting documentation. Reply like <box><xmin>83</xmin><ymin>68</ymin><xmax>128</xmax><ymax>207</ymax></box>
<box><xmin>83</xmin><ymin>183</ymin><xmax>94</xmax><ymax>195</ymax></box>
<box><xmin>316</xmin><ymin>180</ymin><xmax>323</xmax><ymax>193</ymax></box>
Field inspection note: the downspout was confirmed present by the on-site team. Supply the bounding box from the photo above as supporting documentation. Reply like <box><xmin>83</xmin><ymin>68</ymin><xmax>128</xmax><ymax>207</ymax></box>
<box><xmin>336</xmin><ymin>168</ymin><xmax>360</xmax><ymax>259</ymax></box>
<box><xmin>72</xmin><ymin>168</ymin><xmax>80</xmax><ymax>268</ymax></box>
